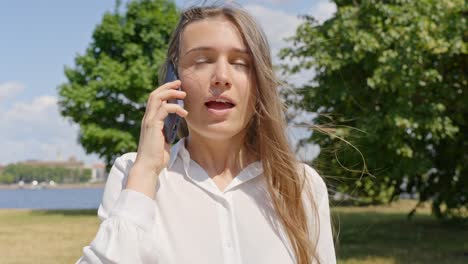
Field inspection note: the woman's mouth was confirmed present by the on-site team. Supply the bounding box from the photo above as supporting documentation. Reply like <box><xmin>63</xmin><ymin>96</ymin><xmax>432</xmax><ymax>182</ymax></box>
<box><xmin>205</xmin><ymin>101</ymin><xmax>235</xmax><ymax>110</ymax></box>
<box><xmin>204</xmin><ymin>101</ymin><xmax>235</xmax><ymax>116</ymax></box>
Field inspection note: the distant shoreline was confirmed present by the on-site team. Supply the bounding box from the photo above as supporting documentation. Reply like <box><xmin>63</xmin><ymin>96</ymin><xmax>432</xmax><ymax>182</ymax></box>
<box><xmin>0</xmin><ymin>183</ymin><xmax>105</xmax><ymax>190</ymax></box>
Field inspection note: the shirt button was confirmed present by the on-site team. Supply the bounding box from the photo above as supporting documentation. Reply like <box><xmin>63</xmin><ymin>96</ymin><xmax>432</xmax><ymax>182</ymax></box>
<box><xmin>225</xmin><ymin>240</ymin><xmax>232</xmax><ymax>248</ymax></box>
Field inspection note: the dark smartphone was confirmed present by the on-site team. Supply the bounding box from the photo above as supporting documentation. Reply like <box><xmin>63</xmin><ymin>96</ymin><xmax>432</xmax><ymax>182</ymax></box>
<box><xmin>163</xmin><ymin>63</ymin><xmax>184</xmax><ymax>144</ymax></box>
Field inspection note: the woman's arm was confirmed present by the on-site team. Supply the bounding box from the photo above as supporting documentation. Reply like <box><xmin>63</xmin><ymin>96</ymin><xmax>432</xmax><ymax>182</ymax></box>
<box><xmin>316</xmin><ymin>179</ymin><xmax>336</xmax><ymax>264</ymax></box>
<box><xmin>303</xmin><ymin>164</ymin><xmax>337</xmax><ymax>264</ymax></box>
<box><xmin>76</xmin><ymin>77</ymin><xmax>185</xmax><ymax>263</ymax></box>
<box><xmin>76</xmin><ymin>155</ymin><xmax>159</xmax><ymax>264</ymax></box>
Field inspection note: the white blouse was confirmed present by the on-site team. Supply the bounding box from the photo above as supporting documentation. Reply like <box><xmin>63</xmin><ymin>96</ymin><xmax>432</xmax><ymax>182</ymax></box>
<box><xmin>76</xmin><ymin>137</ymin><xmax>336</xmax><ymax>264</ymax></box>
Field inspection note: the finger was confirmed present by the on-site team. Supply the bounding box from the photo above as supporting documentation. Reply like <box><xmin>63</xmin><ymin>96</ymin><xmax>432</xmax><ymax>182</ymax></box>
<box><xmin>144</xmin><ymin>80</ymin><xmax>182</xmax><ymax>115</ymax></box>
<box><xmin>166</xmin><ymin>102</ymin><xmax>189</xmax><ymax>117</ymax></box>
<box><xmin>153</xmin><ymin>102</ymin><xmax>188</xmax><ymax>122</ymax></box>
<box><xmin>154</xmin><ymin>89</ymin><xmax>186</xmax><ymax>103</ymax></box>
<box><xmin>143</xmin><ymin>93</ymin><xmax>162</xmax><ymax>123</ymax></box>
<box><xmin>152</xmin><ymin>80</ymin><xmax>181</xmax><ymax>93</ymax></box>
<box><xmin>144</xmin><ymin>90</ymin><xmax>186</xmax><ymax>120</ymax></box>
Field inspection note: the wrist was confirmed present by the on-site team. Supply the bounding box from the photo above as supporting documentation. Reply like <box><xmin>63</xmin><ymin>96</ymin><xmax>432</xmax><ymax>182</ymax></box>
<box><xmin>131</xmin><ymin>161</ymin><xmax>162</xmax><ymax>177</ymax></box>
<box><xmin>126</xmin><ymin>164</ymin><xmax>161</xmax><ymax>199</ymax></box>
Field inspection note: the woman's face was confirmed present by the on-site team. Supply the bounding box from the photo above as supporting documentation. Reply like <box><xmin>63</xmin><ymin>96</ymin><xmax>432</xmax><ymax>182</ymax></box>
<box><xmin>177</xmin><ymin>16</ymin><xmax>257</xmax><ymax>141</ymax></box>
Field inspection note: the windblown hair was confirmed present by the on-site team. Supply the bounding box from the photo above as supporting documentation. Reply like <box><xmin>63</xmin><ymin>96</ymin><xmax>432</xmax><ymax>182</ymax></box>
<box><xmin>160</xmin><ymin>4</ymin><xmax>325</xmax><ymax>264</ymax></box>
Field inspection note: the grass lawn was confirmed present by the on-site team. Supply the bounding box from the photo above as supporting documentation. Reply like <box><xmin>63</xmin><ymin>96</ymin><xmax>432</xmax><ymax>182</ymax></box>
<box><xmin>0</xmin><ymin>199</ymin><xmax>466</xmax><ymax>263</ymax></box>
<box><xmin>333</xmin><ymin>199</ymin><xmax>468</xmax><ymax>264</ymax></box>
<box><xmin>0</xmin><ymin>209</ymin><xmax>99</xmax><ymax>264</ymax></box>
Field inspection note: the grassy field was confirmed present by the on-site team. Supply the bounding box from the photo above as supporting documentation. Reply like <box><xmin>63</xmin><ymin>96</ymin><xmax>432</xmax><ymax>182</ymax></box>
<box><xmin>332</xmin><ymin>200</ymin><xmax>468</xmax><ymax>263</ymax></box>
<box><xmin>0</xmin><ymin>209</ymin><xmax>99</xmax><ymax>264</ymax></box>
<box><xmin>0</xmin><ymin>200</ymin><xmax>466</xmax><ymax>264</ymax></box>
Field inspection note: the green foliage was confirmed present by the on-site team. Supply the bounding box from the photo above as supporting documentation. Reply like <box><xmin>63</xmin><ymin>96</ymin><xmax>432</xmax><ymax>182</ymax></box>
<box><xmin>0</xmin><ymin>164</ymin><xmax>92</xmax><ymax>184</ymax></box>
<box><xmin>57</xmin><ymin>0</ymin><xmax>179</xmax><ymax>169</ymax></box>
<box><xmin>280</xmin><ymin>0</ymin><xmax>467</xmax><ymax>219</ymax></box>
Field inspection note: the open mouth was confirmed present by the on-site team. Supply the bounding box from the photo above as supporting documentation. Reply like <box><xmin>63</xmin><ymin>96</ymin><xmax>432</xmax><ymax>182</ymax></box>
<box><xmin>204</xmin><ymin>101</ymin><xmax>235</xmax><ymax>110</ymax></box>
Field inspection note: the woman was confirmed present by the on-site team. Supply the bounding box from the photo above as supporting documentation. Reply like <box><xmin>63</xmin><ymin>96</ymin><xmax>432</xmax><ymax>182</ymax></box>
<box><xmin>77</xmin><ymin>4</ymin><xmax>336</xmax><ymax>264</ymax></box>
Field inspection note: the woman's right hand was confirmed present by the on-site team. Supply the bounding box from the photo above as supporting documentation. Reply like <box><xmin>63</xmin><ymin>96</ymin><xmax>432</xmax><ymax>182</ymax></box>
<box><xmin>126</xmin><ymin>80</ymin><xmax>187</xmax><ymax>197</ymax></box>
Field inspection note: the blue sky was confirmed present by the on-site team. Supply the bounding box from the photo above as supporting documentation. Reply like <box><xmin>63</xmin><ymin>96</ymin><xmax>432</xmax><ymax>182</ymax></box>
<box><xmin>0</xmin><ymin>0</ymin><xmax>335</xmax><ymax>166</ymax></box>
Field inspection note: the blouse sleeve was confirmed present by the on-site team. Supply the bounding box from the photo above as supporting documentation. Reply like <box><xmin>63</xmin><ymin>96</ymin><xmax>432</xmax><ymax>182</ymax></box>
<box><xmin>303</xmin><ymin>164</ymin><xmax>337</xmax><ymax>264</ymax></box>
<box><xmin>75</xmin><ymin>154</ymin><xmax>160</xmax><ymax>264</ymax></box>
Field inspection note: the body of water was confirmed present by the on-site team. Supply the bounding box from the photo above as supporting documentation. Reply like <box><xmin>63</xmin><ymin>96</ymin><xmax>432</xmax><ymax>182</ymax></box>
<box><xmin>0</xmin><ymin>188</ymin><xmax>104</xmax><ymax>209</ymax></box>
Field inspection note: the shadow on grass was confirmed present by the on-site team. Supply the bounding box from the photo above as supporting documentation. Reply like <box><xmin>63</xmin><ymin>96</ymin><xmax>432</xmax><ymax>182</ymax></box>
<box><xmin>31</xmin><ymin>209</ymin><xmax>97</xmax><ymax>216</ymax></box>
<box><xmin>333</xmin><ymin>210</ymin><xmax>468</xmax><ymax>264</ymax></box>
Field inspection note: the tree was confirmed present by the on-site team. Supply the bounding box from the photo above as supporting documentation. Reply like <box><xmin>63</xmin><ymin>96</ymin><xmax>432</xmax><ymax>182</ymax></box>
<box><xmin>0</xmin><ymin>164</ymin><xmax>92</xmax><ymax>183</ymax></box>
<box><xmin>280</xmin><ymin>0</ymin><xmax>467</xmax><ymax>219</ymax></box>
<box><xmin>57</xmin><ymin>0</ymin><xmax>179</xmax><ymax>170</ymax></box>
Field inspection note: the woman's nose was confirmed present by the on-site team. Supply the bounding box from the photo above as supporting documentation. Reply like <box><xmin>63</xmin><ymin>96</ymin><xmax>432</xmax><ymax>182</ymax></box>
<box><xmin>211</xmin><ymin>60</ymin><xmax>232</xmax><ymax>89</ymax></box>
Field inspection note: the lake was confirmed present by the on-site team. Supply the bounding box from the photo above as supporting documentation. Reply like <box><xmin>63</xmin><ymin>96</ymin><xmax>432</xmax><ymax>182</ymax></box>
<box><xmin>0</xmin><ymin>188</ymin><xmax>104</xmax><ymax>210</ymax></box>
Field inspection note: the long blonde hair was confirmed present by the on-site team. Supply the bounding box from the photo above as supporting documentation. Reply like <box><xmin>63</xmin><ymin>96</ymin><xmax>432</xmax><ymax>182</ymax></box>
<box><xmin>160</xmin><ymin>4</ymin><xmax>325</xmax><ymax>264</ymax></box>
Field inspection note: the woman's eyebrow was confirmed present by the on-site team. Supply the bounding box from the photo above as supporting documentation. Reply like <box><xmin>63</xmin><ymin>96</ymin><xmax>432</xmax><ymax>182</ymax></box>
<box><xmin>184</xmin><ymin>46</ymin><xmax>249</xmax><ymax>56</ymax></box>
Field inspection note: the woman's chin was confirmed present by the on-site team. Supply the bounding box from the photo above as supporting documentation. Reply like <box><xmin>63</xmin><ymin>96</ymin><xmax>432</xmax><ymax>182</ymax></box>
<box><xmin>188</xmin><ymin>123</ymin><xmax>246</xmax><ymax>141</ymax></box>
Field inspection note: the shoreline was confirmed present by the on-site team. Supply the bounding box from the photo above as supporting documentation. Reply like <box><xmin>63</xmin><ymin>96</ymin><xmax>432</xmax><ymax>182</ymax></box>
<box><xmin>0</xmin><ymin>183</ymin><xmax>105</xmax><ymax>190</ymax></box>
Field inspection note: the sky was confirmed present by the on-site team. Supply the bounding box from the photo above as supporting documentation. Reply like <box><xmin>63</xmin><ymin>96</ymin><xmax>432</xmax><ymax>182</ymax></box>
<box><xmin>0</xmin><ymin>0</ymin><xmax>336</xmax><ymax>166</ymax></box>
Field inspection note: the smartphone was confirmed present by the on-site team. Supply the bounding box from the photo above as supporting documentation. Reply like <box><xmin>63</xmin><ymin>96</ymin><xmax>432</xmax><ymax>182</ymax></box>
<box><xmin>163</xmin><ymin>63</ymin><xmax>184</xmax><ymax>144</ymax></box>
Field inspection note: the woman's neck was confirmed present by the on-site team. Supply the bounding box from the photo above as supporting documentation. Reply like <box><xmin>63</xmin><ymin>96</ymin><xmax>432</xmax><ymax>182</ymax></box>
<box><xmin>185</xmin><ymin>133</ymin><xmax>256</xmax><ymax>179</ymax></box>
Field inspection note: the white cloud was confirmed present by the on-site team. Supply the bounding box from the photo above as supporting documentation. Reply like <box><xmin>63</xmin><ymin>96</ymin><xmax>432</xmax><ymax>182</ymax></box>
<box><xmin>0</xmin><ymin>94</ymin><xmax>103</xmax><ymax>166</ymax></box>
<box><xmin>255</xmin><ymin>0</ymin><xmax>337</xmax><ymax>23</ymax></box>
<box><xmin>244</xmin><ymin>4</ymin><xmax>320</xmax><ymax>86</ymax></box>
<box><xmin>3</xmin><ymin>96</ymin><xmax>57</xmax><ymax>122</ymax></box>
<box><xmin>245</xmin><ymin>1</ymin><xmax>337</xmax><ymax>53</ymax></box>
<box><xmin>245</xmin><ymin>4</ymin><xmax>302</xmax><ymax>59</ymax></box>
<box><xmin>310</xmin><ymin>1</ymin><xmax>336</xmax><ymax>24</ymax></box>
<box><xmin>0</xmin><ymin>81</ymin><xmax>25</xmax><ymax>101</ymax></box>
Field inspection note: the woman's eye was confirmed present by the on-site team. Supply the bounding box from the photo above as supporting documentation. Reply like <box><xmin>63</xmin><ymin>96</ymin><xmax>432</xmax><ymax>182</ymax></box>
<box><xmin>233</xmin><ymin>60</ymin><xmax>247</xmax><ymax>66</ymax></box>
<box><xmin>233</xmin><ymin>61</ymin><xmax>250</xmax><ymax>68</ymax></box>
<box><xmin>193</xmin><ymin>56</ymin><xmax>209</xmax><ymax>64</ymax></box>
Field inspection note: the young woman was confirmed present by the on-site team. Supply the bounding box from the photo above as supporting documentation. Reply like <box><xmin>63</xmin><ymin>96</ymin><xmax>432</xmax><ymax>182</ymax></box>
<box><xmin>77</xmin><ymin>5</ymin><xmax>336</xmax><ymax>264</ymax></box>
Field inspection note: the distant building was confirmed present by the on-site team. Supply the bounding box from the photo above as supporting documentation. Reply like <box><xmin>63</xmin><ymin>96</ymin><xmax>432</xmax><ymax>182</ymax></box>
<box><xmin>21</xmin><ymin>156</ymin><xmax>84</xmax><ymax>169</ymax></box>
<box><xmin>88</xmin><ymin>163</ymin><xmax>107</xmax><ymax>183</ymax></box>
<box><xmin>18</xmin><ymin>156</ymin><xmax>108</xmax><ymax>183</ymax></box>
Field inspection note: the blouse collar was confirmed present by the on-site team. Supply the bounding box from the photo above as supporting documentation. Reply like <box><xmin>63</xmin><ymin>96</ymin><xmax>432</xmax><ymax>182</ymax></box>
<box><xmin>167</xmin><ymin>137</ymin><xmax>264</xmax><ymax>194</ymax></box>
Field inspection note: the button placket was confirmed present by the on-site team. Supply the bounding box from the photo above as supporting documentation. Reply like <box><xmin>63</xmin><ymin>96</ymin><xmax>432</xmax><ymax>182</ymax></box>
<box><xmin>226</xmin><ymin>192</ymin><xmax>242</xmax><ymax>262</ymax></box>
<box><xmin>217</xmin><ymin>194</ymin><xmax>237</xmax><ymax>264</ymax></box>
